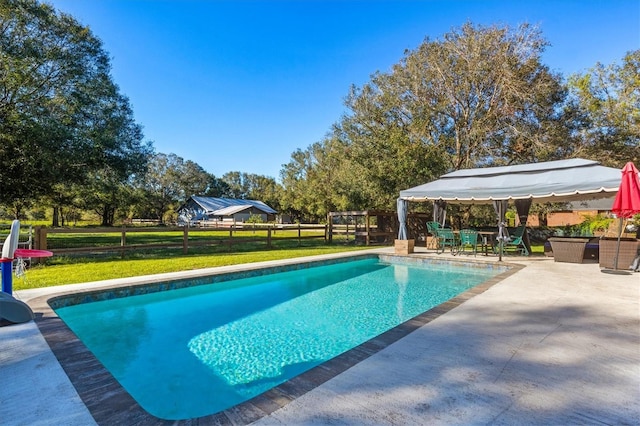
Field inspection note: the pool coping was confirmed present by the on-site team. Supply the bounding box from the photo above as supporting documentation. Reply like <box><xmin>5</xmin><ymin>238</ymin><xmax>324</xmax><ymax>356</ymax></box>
<box><xmin>28</xmin><ymin>252</ymin><xmax>524</xmax><ymax>425</ymax></box>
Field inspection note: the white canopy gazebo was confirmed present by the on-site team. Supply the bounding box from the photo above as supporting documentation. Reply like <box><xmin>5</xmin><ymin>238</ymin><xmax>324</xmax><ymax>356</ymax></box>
<box><xmin>397</xmin><ymin>158</ymin><xmax>622</xmax><ymax>257</ymax></box>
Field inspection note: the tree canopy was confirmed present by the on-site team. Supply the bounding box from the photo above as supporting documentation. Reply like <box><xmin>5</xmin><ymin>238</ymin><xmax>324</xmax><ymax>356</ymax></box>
<box><xmin>0</xmin><ymin>0</ymin><xmax>150</xmax><ymax>214</ymax></box>
<box><xmin>568</xmin><ymin>50</ymin><xmax>640</xmax><ymax>165</ymax></box>
<box><xmin>347</xmin><ymin>23</ymin><xmax>567</xmax><ymax>170</ymax></box>
<box><xmin>281</xmin><ymin>22</ymin><xmax>574</xmax><ymax>220</ymax></box>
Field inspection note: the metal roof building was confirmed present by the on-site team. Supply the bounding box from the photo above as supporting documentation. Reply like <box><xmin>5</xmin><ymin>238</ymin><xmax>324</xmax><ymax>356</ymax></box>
<box><xmin>177</xmin><ymin>196</ymin><xmax>277</xmax><ymax>225</ymax></box>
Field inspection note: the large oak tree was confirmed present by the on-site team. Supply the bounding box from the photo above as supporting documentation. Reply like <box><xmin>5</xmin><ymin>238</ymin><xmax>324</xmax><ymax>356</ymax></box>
<box><xmin>568</xmin><ymin>50</ymin><xmax>640</xmax><ymax>166</ymax></box>
<box><xmin>281</xmin><ymin>23</ymin><xmax>570</xmax><ymax>218</ymax></box>
<box><xmin>0</xmin><ymin>0</ymin><xmax>151</xmax><ymax>219</ymax></box>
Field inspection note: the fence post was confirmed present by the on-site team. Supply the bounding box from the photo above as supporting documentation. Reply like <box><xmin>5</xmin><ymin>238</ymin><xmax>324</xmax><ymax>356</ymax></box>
<box><xmin>34</xmin><ymin>226</ymin><xmax>47</xmax><ymax>251</ymax></box>
<box><xmin>297</xmin><ymin>222</ymin><xmax>301</xmax><ymax>246</ymax></box>
<box><xmin>183</xmin><ymin>226</ymin><xmax>189</xmax><ymax>254</ymax></box>
<box><xmin>327</xmin><ymin>214</ymin><xmax>332</xmax><ymax>243</ymax></box>
<box><xmin>120</xmin><ymin>227</ymin><xmax>127</xmax><ymax>258</ymax></box>
<box><xmin>267</xmin><ymin>226</ymin><xmax>272</xmax><ymax>248</ymax></box>
<box><xmin>32</xmin><ymin>227</ymin><xmax>47</xmax><ymax>264</ymax></box>
<box><xmin>365</xmin><ymin>214</ymin><xmax>371</xmax><ymax>246</ymax></box>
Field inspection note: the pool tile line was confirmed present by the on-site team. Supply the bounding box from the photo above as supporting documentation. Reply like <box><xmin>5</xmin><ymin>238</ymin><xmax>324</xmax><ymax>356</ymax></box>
<box><xmin>29</xmin><ymin>258</ymin><xmax>523</xmax><ymax>425</ymax></box>
<box><xmin>47</xmin><ymin>253</ymin><xmax>382</xmax><ymax>310</ymax></box>
<box><xmin>45</xmin><ymin>253</ymin><xmax>505</xmax><ymax>310</ymax></box>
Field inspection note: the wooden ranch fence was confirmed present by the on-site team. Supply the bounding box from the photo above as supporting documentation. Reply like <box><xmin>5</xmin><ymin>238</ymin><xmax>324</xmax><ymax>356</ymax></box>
<box><xmin>32</xmin><ymin>224</ymin><xmax>329</xmax><ymax>256</ymax></box>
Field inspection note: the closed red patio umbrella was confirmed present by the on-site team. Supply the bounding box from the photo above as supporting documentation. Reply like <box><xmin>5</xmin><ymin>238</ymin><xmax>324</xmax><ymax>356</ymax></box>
<box><xmin>609</xmin><ymin>162</ymin><xmax>640</xmax><ymax>271</ymax></box>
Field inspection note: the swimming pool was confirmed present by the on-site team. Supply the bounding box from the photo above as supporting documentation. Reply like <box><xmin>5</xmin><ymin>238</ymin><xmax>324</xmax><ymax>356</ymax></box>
<box><xmin>48</xmin><ymin>254</ymin><xmax>510</xmax><ymax>421</ymax></box>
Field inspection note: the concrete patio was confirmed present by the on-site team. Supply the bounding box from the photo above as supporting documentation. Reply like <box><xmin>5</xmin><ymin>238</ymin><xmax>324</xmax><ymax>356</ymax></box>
<box><xmin>1</xmin><ymin>250</ymin><xmax>638</xmax><ymax>425</ymax></box>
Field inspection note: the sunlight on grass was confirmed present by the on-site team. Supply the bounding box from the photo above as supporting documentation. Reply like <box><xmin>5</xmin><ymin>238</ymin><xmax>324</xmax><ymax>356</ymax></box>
<box><xmin>15</xmin><ymin>246</ymin><xmax>370</xmax><ymax>290</ymax></box>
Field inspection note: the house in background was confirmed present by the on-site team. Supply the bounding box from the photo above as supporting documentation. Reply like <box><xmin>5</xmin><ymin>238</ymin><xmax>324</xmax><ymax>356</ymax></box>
<box><xmin>545</xmin><ymin>197</ymin><xmax>616</xmax><ymax>227</ymax></box>
<box><xmin>519</xmin><ymin>197</ymin><xmax>616</xmax><ymax>227</ymax></box>
<box><xmin>177</xmin><ymin>196</ymin><xmax>277</xmax><ymax>225</ymax></box>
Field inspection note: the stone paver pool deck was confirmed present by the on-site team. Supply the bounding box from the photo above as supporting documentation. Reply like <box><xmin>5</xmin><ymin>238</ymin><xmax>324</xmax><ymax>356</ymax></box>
<box><xmin>1</xmin><ymin>248</ymin><xmax>638</xmax><ymax>425</ymax></box>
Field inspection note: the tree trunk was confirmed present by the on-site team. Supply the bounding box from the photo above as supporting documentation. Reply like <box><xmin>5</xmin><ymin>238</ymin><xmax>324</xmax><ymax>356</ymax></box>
<box><xmin>101</xmin><ymin>205</ymin><xmax>116</xmax><ymax>226</ymax></box>
<box><xmin>52</xmin><ymin>207</ymin><xmax>60</xmax><ymax>227</ymax></box>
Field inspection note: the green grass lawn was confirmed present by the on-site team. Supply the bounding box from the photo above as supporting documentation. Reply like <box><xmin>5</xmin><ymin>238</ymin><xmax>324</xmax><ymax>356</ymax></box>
<box><xmin>14</xmin><ymin>243</ymin><xmax>370</xmax><ymax>290</ymax></box>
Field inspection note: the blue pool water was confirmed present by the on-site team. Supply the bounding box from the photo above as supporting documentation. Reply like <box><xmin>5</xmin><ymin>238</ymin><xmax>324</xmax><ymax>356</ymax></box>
<box><xmin>55</xmin><ymin>257</ymin><xmax>500</xmax><ymax>420</ymax></box>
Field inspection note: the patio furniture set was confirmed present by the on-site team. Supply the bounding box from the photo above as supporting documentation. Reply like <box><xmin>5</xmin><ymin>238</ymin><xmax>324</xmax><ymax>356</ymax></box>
<box><xmin>426</xmin><ymin>222</ymin><xmax>528</xmax><ymax>257</ymax></box>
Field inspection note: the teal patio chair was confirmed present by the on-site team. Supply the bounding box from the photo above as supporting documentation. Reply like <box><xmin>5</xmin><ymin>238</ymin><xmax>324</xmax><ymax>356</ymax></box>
<box><xmin>435</xmin><ymin>227</ymin><xmax>458</xmax><ymax>254</ymax></box>
<box><xmin>503</xmin><ymin>225</ymin><xmax>529</xmax><ymax>255</ymax></box>
<box><xmin>458</xmin><ymin>229</ymin><xmax>479</xmax><ymax>256</ymax></box>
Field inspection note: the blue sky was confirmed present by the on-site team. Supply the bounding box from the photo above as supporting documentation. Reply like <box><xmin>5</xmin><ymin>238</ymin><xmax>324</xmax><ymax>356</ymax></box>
<box><xmin>48</xmin><ymin>0</ymin><xmax>639</xmax><ymax>181</ymax></box>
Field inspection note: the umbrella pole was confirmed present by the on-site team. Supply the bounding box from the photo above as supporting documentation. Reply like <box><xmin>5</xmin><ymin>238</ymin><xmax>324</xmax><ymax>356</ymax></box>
<box><xmin>613</xmin><ymin>217</ymin><xmax>623</xmax><ymax>270</ymax></box>
<box><xmin>497</xmin><ymin>221</ymin><xmax>504</xmax><ymax>262</ymax></box>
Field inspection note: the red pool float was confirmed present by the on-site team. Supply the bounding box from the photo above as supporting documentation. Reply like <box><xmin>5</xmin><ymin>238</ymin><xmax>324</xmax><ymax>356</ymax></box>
<box><xmin>14</xmin><ymin>249</ymin><xmax>53</xmax><ymax>258</ymax></box>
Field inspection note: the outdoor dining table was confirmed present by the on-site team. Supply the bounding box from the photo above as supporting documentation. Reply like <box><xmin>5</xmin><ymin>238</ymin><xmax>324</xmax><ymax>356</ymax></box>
<box><xmin>452</xmin><ymin>230</ymin><xmax>496</xmax><ymax>256</ymax></box>
<box><xmin>477</xmin><ymin>231</ymin><xmax>496</xmax><ymax>256</ymax></box>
